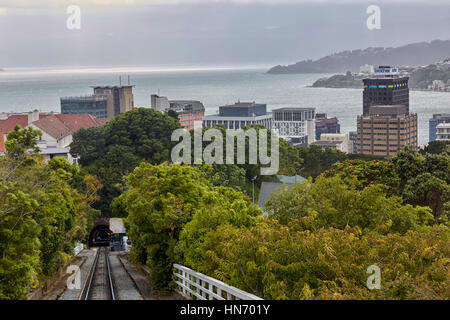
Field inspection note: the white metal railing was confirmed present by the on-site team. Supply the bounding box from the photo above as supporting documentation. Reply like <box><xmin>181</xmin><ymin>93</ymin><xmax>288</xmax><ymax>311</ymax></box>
<box><xmin>173</xmin><ymin>264</ymin><xmax>263</xmax><ymax>300</ymax></box>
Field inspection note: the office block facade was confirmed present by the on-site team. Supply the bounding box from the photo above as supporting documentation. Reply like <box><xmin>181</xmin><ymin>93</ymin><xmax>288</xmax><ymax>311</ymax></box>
<box><xmin>169</xmin><ymin>100</ymin><xmax>205</xmax><ymax>131</ymax></box>
<box><xmin>363</xmin><ymin>67</ymin><xmax>409</xmax><ymax>116</ymax></box>
<box><xmin>272</xmin><ymin>107</ymin><xmax>315</xmax><ymax>146</ymax></box>
<box><xmin>61</xmin><ymin>96</ymin><xmax>108</xmax><ymax>118</ymax></box>
<box><xmin>357</xmin><ymin>105</ymin><xmax>418</xmax><ymax>157</ymax></box>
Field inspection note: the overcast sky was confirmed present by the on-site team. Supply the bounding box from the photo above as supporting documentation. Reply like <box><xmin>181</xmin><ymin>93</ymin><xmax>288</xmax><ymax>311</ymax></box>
<box><xmin>0</xmin><ymin>0</ymin><xmax>449</xmax><ymax>68</ymax></box>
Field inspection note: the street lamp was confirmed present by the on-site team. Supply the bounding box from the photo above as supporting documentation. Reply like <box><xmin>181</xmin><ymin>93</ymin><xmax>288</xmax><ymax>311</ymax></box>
<box><xmin>252</xmin><ymin>176</ymin><xmax>257</xmax><ymax>205</ymax></box>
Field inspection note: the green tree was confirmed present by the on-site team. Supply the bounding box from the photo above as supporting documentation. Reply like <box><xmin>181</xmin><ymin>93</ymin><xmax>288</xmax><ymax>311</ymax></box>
<box><xmin>70</xmin><ymin>108</ymin><xmax>180</xmax><ymax>215</ymax></box>
<box><xmin>266</xmin><ymin>176</ymin><xmax>433</xmax><ymax>234</ymax></box>
<box><xmin>420</xmin><ymin>140</ymin><xmax>450</xmax><ymax>155</ymax></box>
<box><xmin>0</xmin><ymin>127</ymin><xmax>101</xmax><ymax>299</ymax></box>
<box><xmin>116</xmin><ymin>162</ymin><xmax>261</xmax><ymax>290</ymax></box>
<box><xmin>116</xmin><ymin>163</ymin><xmax>211</xmax><ymax>290</ymax></box>
<box><xmin>198</xmin><ymin>220</ymin><xmax>449</xmax><ymax>300</ymax></box>
<box><xmin>323</xmin><ymin>159</ymin><xmax>400</xmax><ymax>194</ymax></box>
<box><xmin>298</xmin><ymin>145</ymin><xmax>348</xmax><ymax>178</ymax></box>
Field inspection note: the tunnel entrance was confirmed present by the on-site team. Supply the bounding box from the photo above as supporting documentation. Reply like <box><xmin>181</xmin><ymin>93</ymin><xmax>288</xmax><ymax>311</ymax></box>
<box><xmin>89</xmin><ymin>223</ymin><xmax>112</xmax><ymax>247</ymax></box>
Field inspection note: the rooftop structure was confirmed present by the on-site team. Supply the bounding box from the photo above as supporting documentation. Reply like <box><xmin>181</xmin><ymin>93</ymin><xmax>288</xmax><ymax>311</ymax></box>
<box><xmin>363</xmin><ymin>66</ymin><xmax>409</xmax><ymax>116</ymax></box>
<box><xmin>203</xmin><ymin>101</ymin><xmax>271</xmax><ymax>131</ymax></box>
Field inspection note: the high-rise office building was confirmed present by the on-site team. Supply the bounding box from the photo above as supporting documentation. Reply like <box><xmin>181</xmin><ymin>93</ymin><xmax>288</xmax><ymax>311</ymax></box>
<box><xmin>429</xmin><ymin>114</ymin><xmax>450</xmax><ymax>142</ymax></box>
<box><xmin>61</xmin><ymin>85</ymin><xmax>134</xmax><ymax>118</ymax></box>
<box><xmin>92</xmin><ymin>86</ymin><xmax>134</xmax><ymax>118</ymax></box>
<box><xmin>363</xmin><ymin>66</ymin><xmax>409</xmax><ymax>116</ymax></box>
<box><xmin>272</xmin><ymin>108</ymin><xmax>315</xmax><ymax>146</ymax></box>
<box><xmin>357</xmin><ymin>105</ymin><xmax>418</xmax><ymax>157</ymax></box>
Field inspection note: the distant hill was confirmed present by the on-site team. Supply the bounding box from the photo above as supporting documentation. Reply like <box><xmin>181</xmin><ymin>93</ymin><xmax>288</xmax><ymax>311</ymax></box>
<box><xmin>268</xmin><ymin>40</ymin><xmax>450</xmax><ymax>74</ymax></box>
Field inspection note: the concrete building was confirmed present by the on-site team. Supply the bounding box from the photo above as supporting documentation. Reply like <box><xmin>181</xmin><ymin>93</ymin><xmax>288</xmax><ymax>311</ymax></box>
<box><xmin>92</xmin><ymin>85</ymin><xmax>134</xmax><ymax>118</ymax></box>
<box><xmin>61</xmin><ymin>85</ymin><xmax>134</xmax><ymax>119</ymax></box>
<box><xmin>311</xmin><ymin>133</ymin><xmax>353</xmax><ymax>153</ymax></box>
<box><xmin>357</xmin><ymin>105</ymin><xmax>418</xmax><ymax>157</ymax></box>
<box><xmin>150</xmin><ymin>94</ymin><xmax>206</xmax><ymax>131</ymax></box>
<box><xmin>61</xmin><ymin>95</ymin><xmax>108</xmax><ymax>118</ymax></box>
<box><xmin>363</xmin><ymin>66</ymin><xmax>409</xmax><ymax>116</ymax></box>
<box><xmin>272</xmin><ymin>107</ymin><xmax>315</xmax><ymax>146</ymax></box>
<box><xmin>436</xmin><ymin>123</ymin><xmax>450</xmax><ymax>141</ymax></box>
<box><xmin>315</xmin><ymin>113</ymin><xmax>340</xmax><ymax>140</ymax></box>
<box><xmin>202</xmin><ymin>102</ymin><xmax>272</xmax><ymax>131</ymax></box>
<box><xmin>169</xmin><ymin>100</ymin><xmax>205</xmax><ymax>131</ymax></box>
<box><xmin>151</xmin><ymin>94</ymin><xmax>170</xmax><ymax>112</ymax></box>
<box><xmin>429</xmin><ymin>114</ymin><xmax>450</xmax><ymax>142</ymax></box>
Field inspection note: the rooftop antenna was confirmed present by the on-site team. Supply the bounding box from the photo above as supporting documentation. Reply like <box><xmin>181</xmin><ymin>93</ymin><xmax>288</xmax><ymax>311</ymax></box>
<box><xmin>158</xmin><ymin>88</ymin><xmax>160</xmax><ymax>96</ymax></box>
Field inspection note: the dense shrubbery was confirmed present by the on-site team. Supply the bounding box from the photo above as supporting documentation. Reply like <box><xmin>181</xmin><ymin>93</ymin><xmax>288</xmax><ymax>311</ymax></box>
<box><xmin>116</xmin><ymin>163</ymin><xmax>261</xmax><ymax>290</ymax></box>
<box><xmin>197</xmin><ymin>220</ymin><xmax>449</xmax><ymax>299</ymax></box>
<box><xmin>326</xmin><ymin>146</ymin><xmax>450</xmax><ymax>222</ymax></box>
<box><xmin>0</xmin><ymin>126</ymin><xmax>101</xmax><ymax>299</ymax></box>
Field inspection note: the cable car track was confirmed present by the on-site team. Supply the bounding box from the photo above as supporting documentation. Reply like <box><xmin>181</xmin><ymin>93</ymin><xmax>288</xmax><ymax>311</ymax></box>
<box><xmin>79</xmin><ymin>247</ymin><xmax>115</xmax><ymax>300</ymax></box>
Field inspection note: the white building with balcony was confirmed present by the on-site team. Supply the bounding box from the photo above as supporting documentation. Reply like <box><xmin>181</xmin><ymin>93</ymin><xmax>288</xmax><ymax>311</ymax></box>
<box><xmin>436</xmin><ymin>123</ymin><xmax>450</xmax><ymax>141</ymax></box>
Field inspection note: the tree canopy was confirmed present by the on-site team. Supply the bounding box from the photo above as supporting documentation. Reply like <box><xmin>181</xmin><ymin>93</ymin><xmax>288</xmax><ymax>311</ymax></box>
<box><xmin>0</xmin><ymin>127</ymin><xmax>101</xmax><ymax>299</ymax></box>
<box><xmin>70</xmin><ymin>108</ymin><xmax>181</xmax><ymax>215</ymax></box>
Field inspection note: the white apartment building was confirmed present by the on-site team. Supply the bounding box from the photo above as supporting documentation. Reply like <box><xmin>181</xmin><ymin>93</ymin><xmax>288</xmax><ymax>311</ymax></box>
<box><xmin>271</xmin><ymin>108</ymin><xmax>315</xmax><ymax>146</ymax></box>
<box><xmin>436</xmin><ymin>123</ymin><xmax>450</xmax><ymax>141</ymax></box>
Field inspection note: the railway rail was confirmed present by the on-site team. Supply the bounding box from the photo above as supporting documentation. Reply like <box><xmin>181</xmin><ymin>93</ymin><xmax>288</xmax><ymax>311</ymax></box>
<box><xmin>79</xmin><ymin>247</ymin><xmax>116</xmax><ymax>300</ymax></box>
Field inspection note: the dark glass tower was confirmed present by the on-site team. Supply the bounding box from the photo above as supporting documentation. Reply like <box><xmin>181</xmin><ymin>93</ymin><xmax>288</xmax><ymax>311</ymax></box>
<box><xmin>363</xmin><ymin>74</ymin><xmax>409</xmax><ymax>116</ymax></box>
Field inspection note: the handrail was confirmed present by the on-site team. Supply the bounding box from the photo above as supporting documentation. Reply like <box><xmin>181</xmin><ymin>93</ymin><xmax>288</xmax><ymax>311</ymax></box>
<box><xmin>173</xmin><ymin>264</ymin><xmax>263</xmax><ymax>300</ymax></box>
